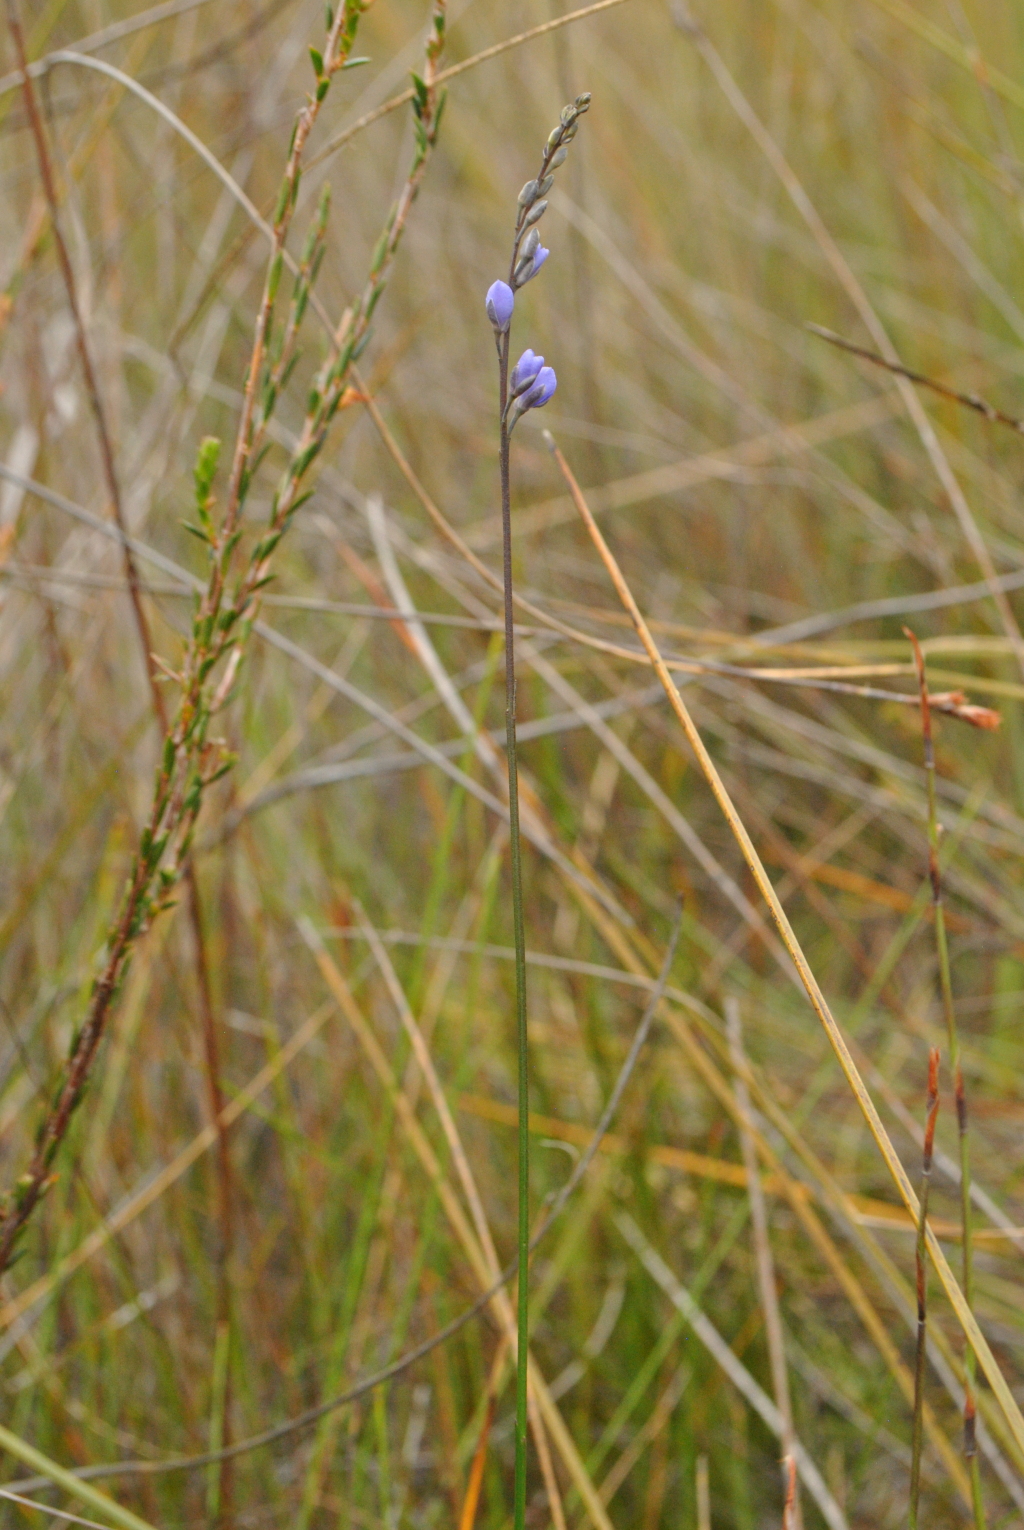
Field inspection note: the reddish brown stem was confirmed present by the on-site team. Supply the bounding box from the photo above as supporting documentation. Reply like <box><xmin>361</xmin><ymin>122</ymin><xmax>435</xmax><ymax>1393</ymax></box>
<box><xmin>905</xmin><ymin>628</ymin><xmax>986</xmax><ymax>1530</ymax></box>
<box><xmin>782</xmin><ymin>1455</ymin><xmax>797</xmax><ymax>1530</ymax></box>
<box><xmin>6</xmin><ymin>0</ymin><xmax>166</xmax><ymax>730</ymax></box>
<box><xmin>910</xmin><ymin>1046</ymin><xmax>940</xmax><ymax>1529</ymax></box>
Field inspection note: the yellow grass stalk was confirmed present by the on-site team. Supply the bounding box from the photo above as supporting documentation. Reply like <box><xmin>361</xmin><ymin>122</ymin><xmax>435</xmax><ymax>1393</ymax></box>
<box><xmin>545</xmin><ymin>429</ymin><xmax>1024</xmax><ymax>1460</ymax></box>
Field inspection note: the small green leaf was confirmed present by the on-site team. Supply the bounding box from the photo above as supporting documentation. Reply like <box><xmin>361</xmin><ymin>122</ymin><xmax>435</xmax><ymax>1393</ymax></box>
<box><xmin>267</xmin><ymin>251</ymin><xmax>284</xmax><ymax>305</ymax></box>
<box><xmin>273</xmin><ymin>177</ymin><xmax>290</xmax><ymax>224</ymax></box>
<box><xmin>369</xmin><ymin>218</ymin><xmax>391</xmax><ymax>276</ymax></box>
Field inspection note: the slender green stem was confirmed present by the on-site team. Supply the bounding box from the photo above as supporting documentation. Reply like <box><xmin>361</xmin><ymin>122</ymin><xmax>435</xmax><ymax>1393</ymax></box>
<box><xmin>499</xmin><ymin>332</ymin><xmax>530</xmax><ymax>1530</ymax></box>
<box><xmin>910</xmin><ymin>1046</ymin><xmax>939</xmax><ymax>1530</ymax></box>
<box><xmin>906</xmin><ymin>628</ymin><xmax>985</xmax><ymax>1530</ymax></box>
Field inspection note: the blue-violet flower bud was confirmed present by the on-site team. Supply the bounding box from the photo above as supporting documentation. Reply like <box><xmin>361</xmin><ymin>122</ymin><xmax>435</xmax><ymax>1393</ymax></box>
<box><xmin>524</xmin><ymin>365</ymin><xmax>557</xmax><ymax>408</ymax></box>
<box><xmin>485</xmin><ymin>280</ymin><xmax>515</xmax><ymax>333</ymax></box>
<box><xmin>514</xmin><ymin>245</ymin><xmax>550</xmax><ymax>287</ymax></box>
<box><xmin>507</xmin><ymin>364</ymin><xmax>557</xmax><ymax>433</ymax></box>
<box><xmin>510</xmin><ymin>349</ymin><xmax>544</xmax><ymax>397</ymax></box>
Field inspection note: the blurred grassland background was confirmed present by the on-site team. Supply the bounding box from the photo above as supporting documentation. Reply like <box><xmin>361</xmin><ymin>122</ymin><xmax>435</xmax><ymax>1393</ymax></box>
<box><xmin>0</xmin><ymin>0</ymin><xmax>1024</xmax><ymax>1526</ymax></box>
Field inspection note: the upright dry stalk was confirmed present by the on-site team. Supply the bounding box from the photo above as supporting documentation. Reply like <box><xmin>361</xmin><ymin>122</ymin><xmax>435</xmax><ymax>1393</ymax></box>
<box><xmin>910</xmin><ymin>1046</ymin><xmax>940</xmax><ymax>1530</ymax></box>
<box><xmin>188</xmin><ymin>883</ymin><xmax>235</xmax><ymax>1528</ymax></box>
<box><xmin>905</xmin><ymin>628</ymin><xmax>985</xmax><ymax>1530</ymax></box>
<box><xmin>782</xmin><ymin>1455</ymin><xmax>798</xmax><ymax>1530</ymax></box>
<box><xmin>485</xmin><ymin>93</ymin><xmax>590</xmax><ymax>1528</ymax></box>
<box><xmin>5</xmin><ymin>0</ymin><xmax>166</xmax><ymax>728</ymax></box>
<box><xmin>696</xmin><ymin>1454</ymin><xmax>711</xmax><ymax>1530</ymax></box>
<box><xmin>726</xmin><ymin>997</ymin><xmax>802</xmax><ymax>1530</ymax></box>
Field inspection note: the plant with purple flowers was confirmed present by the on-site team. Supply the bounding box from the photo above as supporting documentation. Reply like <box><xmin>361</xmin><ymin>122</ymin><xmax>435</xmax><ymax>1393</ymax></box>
<box><xmin>484</xmin><ymin>89</ymin><xmax>590</xmax><ymax>1530</ymax></box>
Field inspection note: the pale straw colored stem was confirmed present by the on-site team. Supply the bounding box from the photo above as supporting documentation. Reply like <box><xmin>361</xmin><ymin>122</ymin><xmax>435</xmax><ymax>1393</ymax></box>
<box><xmin>544</xmin><ymin>429</ymin><xmax>1024</xmax><ymax>1460</ymax></box>
<box><xmin>726</xmin><ymin>998</ymin><xmax>802</xmax><ymax>1530</ymax></box>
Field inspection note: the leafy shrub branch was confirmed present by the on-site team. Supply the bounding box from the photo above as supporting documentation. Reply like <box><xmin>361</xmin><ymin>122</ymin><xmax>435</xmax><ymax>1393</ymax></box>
<box><xmin>0</xmin><ymin>0</ymin><xmax>448</xmax><ymax>1274</ymax></box>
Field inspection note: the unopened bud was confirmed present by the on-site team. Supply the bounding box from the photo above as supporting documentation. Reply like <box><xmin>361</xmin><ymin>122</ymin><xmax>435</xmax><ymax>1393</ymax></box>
<box><xmin>485</xmin><ymin>279</ymin><xmax>515</xmax><ymax>333</ymax></box>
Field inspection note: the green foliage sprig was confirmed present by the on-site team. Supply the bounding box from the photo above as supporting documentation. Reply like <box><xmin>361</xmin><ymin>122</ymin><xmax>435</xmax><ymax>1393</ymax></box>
<box><xmin>0</xmin><ymin>0</ymin><xmax>448</xmax><ymax>1274</ymax></box>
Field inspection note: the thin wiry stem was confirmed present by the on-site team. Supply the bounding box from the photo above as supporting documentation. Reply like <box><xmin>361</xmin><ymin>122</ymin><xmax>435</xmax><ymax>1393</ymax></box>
<box><xmin>782</xmin><ymin>1456</ymin><xmax>798</xmax><ymax>1530</ymax></box>
<box><xmin>807</xmin><ymin>324</ymin><xmax>1024</xmax><ymax>437</ymax></box>
<box><xmin>497</xmin><ymin>325</ymin><xmax>530</xmax><ymax>1530</ymax></box>
<box><xmin>910</xmin><ymin>1046</ymin><xmax>940</xmax><ymax>1530</ymax></box>
<box><xmin>905</xmin><ymin>627</ymin><xmax>986</xmax><ymax>1530</ymax></box>
<box><xmin>726</xmin><ymin>997</ymin><xmax>802</xmax><ymax>1530</ymax></box>
<box><xmin>5</xmin><ymin>0</ymin><xmax>166</xmax><ymax>731</ymax></box>
<box><xmin>495</xmin><ymin>99</ymin><xmax>590</xmax><ymax>1520</ymax></box>
<box><xmin>187</xmin><ymin>879</ymin><xmax>235</xmax><ymax>1528</ymax></box>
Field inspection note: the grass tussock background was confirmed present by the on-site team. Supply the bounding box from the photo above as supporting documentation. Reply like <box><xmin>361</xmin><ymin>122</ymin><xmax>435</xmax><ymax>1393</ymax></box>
<box><xmin>0</xmin><ymin>0</ymin><xmax>1023</xmax><ymax>1526</ymax></box>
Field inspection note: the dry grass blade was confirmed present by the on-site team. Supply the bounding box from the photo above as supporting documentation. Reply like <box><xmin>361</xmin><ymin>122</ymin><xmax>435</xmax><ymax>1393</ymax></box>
<box><xmin>726</xmin><ymin>997</ymin><xmax>802</xmax><ymax>1530</ymax></box>
<box><xmin>457</xmin><ymin>1394</ymin><xmax>496</xmax><ymax>1530</ymax></box>
<box><xmin>546</xmin><ymin>430</ymin><xmax>1024</xmax><ymax>1458</ymax></box>
<box><xmin>615</xmin><ymin>1214</ymin><xmax>847</xmax><ymax>1530</ymax></box>
<box><xmin>297</xmin><ymin>919</ymin><xmax>608</xmax><ymax>1530</ymax></box>
<box><xmin>671</xmin><ymin>3</ymin><xmax>1024</xmax><ymax>681</ymax></box>
<box><xmin>0</xmin><ymin>1486</ymin><xmax>124</xmax><ymax>1530</ymax></box>
<box><xmin>910</xmin><ymin>1047</ymin><xmax>941</xmax><ymax>1530</ymax></box>
<box><xmin>0</xmin><ymin>1424</ymin><xmax>157</xmax><ymax>1530</ymax></box>
<box><xmin>807</xmin><ymin>324</ymin><xmax>1024</xmax><ymax>437</ymax></box>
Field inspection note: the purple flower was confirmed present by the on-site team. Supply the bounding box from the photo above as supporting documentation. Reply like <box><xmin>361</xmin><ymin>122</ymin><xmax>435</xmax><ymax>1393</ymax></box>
<box><xmin>522</xmin><ymin>246</ymin><xmax>550</xmax><ymax>283</ymax></box>
<box><xmin>523</xmin><ymin>365</ymin><xmax>557</xmax><ymax>407</ymax></box>
<box><xmin>485</xmin><ymin>280</ymin><xmax>515</xmax><ymax>333</ymax></box>
<box><xmin>510</xmin><ymin>349</ymin><xmax>544</xmax><ymax>396</ymax></box>
<box><xmin>512</xmin><ymin>235</ymin><xmax>551</xmax><ymax>289</ymax></box>
<box><xmin>507</xmin><ymin>364</ymin><xmax>557</xmax><ymax>433</ymax></box>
